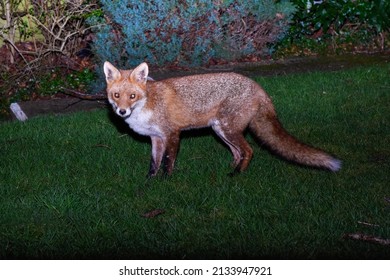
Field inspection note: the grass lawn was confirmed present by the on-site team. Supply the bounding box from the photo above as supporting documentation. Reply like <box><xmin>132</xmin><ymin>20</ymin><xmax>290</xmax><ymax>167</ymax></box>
<box><xmin>0</xmin><ymin>63</ymin><xmax>389</xmax><ymax>259</ymax></box>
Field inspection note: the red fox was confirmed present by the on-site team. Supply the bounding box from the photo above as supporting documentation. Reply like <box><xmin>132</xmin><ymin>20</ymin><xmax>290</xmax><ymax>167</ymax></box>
<box><xmin>104</xmin><ymin>61</ymin><xmax>341</xmax><ymax>177</ymax></box>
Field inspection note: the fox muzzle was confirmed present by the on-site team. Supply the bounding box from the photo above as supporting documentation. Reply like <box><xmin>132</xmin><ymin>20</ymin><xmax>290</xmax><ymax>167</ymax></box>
<box><xmin>116</xmin><ymin>107</ymin><xmax>132</xmax><ymax>118</ymax></box>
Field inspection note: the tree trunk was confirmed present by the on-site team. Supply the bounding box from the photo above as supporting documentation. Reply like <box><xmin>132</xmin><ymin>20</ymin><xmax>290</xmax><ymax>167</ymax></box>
<box><xmin>5</xmin><ymin>0</ymin><xmax>16</xmax><ymax>64</ymax></box>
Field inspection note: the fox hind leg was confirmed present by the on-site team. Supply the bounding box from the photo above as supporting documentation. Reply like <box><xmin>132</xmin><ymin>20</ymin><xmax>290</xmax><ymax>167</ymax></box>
<box><xmin>227</xmin><ymin>133</ymin><xmax>253</xmax><ymax>174</ymax></box>
<box><xmin>212</xmin><ymin>121</ymin><xmax>253</xmax><ymax>174</ymax></box>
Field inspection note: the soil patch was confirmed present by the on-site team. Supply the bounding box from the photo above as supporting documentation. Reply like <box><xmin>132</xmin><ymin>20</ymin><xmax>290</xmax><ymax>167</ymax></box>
<box><xmin>11</xmin><ymin>98</ymin><xmax>107</xmax><ymax>121</ymax></box>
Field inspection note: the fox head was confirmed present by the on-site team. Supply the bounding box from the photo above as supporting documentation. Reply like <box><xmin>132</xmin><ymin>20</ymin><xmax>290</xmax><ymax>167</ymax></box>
<box><xmin>103</xmin><ymin>62</ymin><xmax>149</xmax><ymax>118</ymax></box>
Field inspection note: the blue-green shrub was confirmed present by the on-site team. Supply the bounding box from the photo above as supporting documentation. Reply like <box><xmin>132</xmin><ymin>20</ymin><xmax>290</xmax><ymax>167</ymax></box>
<box><xmin>88</xmin><ymin>0</ymin><xmax>296</xmax><ymax>68</ymax></box>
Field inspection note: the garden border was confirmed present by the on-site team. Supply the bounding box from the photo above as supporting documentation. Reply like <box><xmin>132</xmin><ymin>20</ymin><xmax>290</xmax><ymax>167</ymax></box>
<box><xmin>10</xmin><ymin>53</ymin><xmax>389</xmax><ymax>121</ymax></box>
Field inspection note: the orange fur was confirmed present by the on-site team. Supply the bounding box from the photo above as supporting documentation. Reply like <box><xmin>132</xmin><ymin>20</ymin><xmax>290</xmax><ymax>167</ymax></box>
<box><xmin>104</xmin><ymin>62</ymin><xmax>341</xmax><ymax>176</ymax></box>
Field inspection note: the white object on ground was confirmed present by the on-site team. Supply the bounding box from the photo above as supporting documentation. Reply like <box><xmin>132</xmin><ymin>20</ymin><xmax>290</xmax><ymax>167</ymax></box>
<box><xmin>10</xmin><ymin>102</ymin><xmax>28</xmax><ymax>121</ymax></box>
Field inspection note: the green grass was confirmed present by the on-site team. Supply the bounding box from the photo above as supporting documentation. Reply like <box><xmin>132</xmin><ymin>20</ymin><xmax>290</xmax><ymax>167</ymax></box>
<box><xmin>1</xmin><ymin>64</ymin><xmax>389</xmax><ymax>259</ymax></box>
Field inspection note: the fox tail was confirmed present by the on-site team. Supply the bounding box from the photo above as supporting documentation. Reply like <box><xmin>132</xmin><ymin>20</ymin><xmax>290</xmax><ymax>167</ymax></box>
<box><xmin>249</xmin><ymin>103</ymin><xmax>341</xmax><ymax>172</ymax></box>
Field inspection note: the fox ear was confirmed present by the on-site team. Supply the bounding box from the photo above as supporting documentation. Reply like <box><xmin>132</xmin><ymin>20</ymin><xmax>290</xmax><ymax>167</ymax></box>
<box><xmin>103</xmin><ymin>61</ymin><xmax>121</xmax><ymax>83</ymax></box>
<box><xmin>131</xmin><ymin>62</ymin><xmax>149</xmax><ymax>85</ymax></box>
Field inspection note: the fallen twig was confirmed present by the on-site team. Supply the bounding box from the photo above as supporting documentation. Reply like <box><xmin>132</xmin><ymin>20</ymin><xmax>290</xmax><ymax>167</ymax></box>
<box><xmin>60</xmin><ymin>88</ymin><xmax>107</xmax><ymax>100</ymax></box>
<box><xmin>357</xmin><ymin>221</ymin><xmax>380</xmax><ymax>227</ymax></box>
<box><xmin>343</xmin><ymin>233</ymin><xmax>390</xmax><ymax>246</ymax></box>
<box><xmin>93</xmin><ymin>144</ymin><xmax>111</xmax><ymax>149</ymax></box>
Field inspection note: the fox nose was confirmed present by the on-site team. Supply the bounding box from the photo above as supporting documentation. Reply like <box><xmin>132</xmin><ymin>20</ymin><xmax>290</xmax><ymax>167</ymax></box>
<box><xmin>118</xmin><ymin>109</ymin><xmax>127</xmax><ymax>116</ymax></box>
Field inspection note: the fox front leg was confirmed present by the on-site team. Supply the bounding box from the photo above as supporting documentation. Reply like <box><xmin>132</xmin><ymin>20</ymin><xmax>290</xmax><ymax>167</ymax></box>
<box><xmin>148</xmin><ymin>136</ymin><xmax>165</xmax><ymax>177</ymax></box>
<box><xmin>148</xmin><ymin>133</ymin><xmax>180</xmax><ymax>177</ymax></box>
<box><xmin>162</xmin><ymin>132</ymin><xmax>180</xmax><ymax>176</ymax></box>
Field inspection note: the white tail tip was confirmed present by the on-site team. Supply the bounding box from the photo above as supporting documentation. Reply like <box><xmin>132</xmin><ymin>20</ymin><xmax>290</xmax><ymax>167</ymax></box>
<box><xmin>328</xmin><ymin>158</ymin><xmax>342</xmax><ymax>172</ymax></box>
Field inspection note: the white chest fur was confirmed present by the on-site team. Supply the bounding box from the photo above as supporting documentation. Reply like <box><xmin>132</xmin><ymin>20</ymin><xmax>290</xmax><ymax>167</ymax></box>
<box><xmin>125</xmin><ymin>107</ymin><xmax>162</xmax><ymax>137</ymax></box>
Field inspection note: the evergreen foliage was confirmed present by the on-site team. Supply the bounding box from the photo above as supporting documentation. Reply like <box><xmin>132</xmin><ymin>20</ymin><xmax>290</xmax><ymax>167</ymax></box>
<box><xmin>279</xmin><ymin>0</ymin><xmax>390</xmax><ymax>54</ymax></box>
<box><xmin>88</xmin><ymin>0</ymin><xmax>296</xmax><ymax>68</ymax></box>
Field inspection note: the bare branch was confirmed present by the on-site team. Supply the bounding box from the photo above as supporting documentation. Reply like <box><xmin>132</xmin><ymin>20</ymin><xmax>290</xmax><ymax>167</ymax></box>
<box><xmin>59</xmin><ymin>88</ymin><xmax>107</xmax><ymax>100</ymax></box>
<box><xmin>27</xmin><ymin>0</ymin><xmax>98</xmax><ymax>57</ymax></box>
<box><xmin>343</xmin><ymin>233</ymin><xmax>390</xmax><ymax>246</ymax></box>
<box><xmin>2</xmin><ymin>37</ymin><xmax>35</xmax><ymax>76</ymax></box>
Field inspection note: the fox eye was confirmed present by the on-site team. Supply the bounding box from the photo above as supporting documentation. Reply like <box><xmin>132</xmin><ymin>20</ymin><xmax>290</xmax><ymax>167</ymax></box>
<box><xmin>114</xmin><ymin>92</ymin><xmax>120</xmax><ymax>99</ymax></box>
<box><xmin>130</xmin><ymin>94</ymin><xmax>136</xmax><ymax>99</ymax></box>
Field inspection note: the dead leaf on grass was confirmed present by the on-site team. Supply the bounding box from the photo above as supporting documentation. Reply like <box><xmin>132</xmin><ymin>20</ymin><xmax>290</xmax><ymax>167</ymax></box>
<box><xmin>141</xmin><ymin>209</ymin><xmax>165</xmax><ymax>218</ymax></box>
